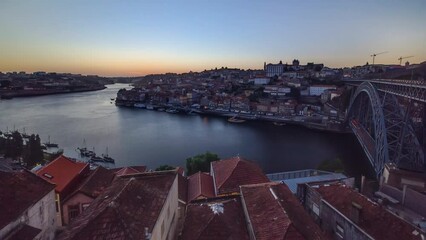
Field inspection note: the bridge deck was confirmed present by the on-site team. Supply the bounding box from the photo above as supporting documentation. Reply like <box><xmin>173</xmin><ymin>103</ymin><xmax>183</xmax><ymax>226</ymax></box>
<box><xmin>350</xmin><ymin>120</ymin><xmax>376</xmax><ymax>167</ymax></box>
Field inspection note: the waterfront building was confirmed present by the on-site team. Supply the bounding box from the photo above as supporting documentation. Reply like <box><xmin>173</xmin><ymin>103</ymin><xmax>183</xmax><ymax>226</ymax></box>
<box><xmin>381</xmin><ymin>163</ymin><xmax>426</xmax><ymax>192</ymax></box>
<box><xmin>210</xmin><ymin>156</ymin><xmax>270</xmax><ymax>196</ymax></box>
<box><xmin>187</xmin><ymin>171</ymin><xmax>215</xmax><ymax>203</ymax></box>
<box><xmin>0</xmin><ymin>170</ymin><xmax>57</xmax><ymax>240</ymax></box>
<box><xmin>36</xmin><ymin>155</ymin><xmax>90</xmax><ymax>226</ymax></box>
<box><xmin>180</xmin><ymin>196</ymin><xmax>250</xmax><ymax>240</ymax></box>
<box><xmin>58</xmin><ymin>171</ymin><xmax>182</xmax><ymax>240</ymax></box>
<box><xmin>298</xmin><ymin>182</ymin><xmax>424</xmax><ymax>240</ymax></box>
<box><xmin>240</xmin><ymin>182</ymin><xmax>327</xmax><ymax>239</ymax></box>
<box><xmin>266</xmin><ymin>169</ymin><xmax>350</xmax><ymax>193</ymax></box>
<box><xmin>61</xmin><ymin>166</ymin><xmax>115</xmax><ymax>225</ymax></box>
<box><xmin>110</xmin><ymin>165</ymin><xmax>147</xmax><ymax>176</ymax></box>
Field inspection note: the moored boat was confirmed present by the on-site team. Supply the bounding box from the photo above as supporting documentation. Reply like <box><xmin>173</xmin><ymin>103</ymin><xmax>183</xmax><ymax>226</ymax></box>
<box><xmin>228</xmin><ymin>116</ymin><xmax>246</xmax><ymax>123</ymax></box>
<box><xmin>166</xmin><ymin>108</ymin><xmax>178</xmax><ymax>114</ymax></box>
<box><xmin>134</xmin><ymin>103</ymin><xmax>146</xmax><ymax>108</ymax></box>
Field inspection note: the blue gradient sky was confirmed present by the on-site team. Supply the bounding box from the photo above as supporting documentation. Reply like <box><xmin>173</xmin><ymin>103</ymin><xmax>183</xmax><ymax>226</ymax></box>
<box><xmin>1</xmin><ymin>0</ymin><xmax>425</xmax><ymax>76</ymax></box>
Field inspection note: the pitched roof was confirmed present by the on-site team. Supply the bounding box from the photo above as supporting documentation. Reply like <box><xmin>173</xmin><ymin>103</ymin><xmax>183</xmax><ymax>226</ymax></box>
<box><xmin>64</xmin><ymin>166</ymin><xmax>115</xmax><ymax>203</ymax></box>
<box><xmin>57</xmin><ymin>171</ymin><xmax>177</xmax><ymax>240</ymax></box>
<box><xmin>0</xmin><ymin>170</ymin><xmax>55</xmax><ymax>230</ymax></box>
<box><xmin>180</xmin><ymin>197</ymin><xmax>250</xmax><ymax>240</ymax></box>
<box><xmin>4</xmin><ymin>224</ymin><xmax>41</xmax><ymax>240</ymax></box>
<box><xmin>240</xmin><ymin>182</ymin><xmax>327</xmax><ymax>240</ymax></box>
<box><xmin>36</xmin><ymin>155</ymin><xmax>89</xmax><ymax>193</ymax></box>
<box><xmin>211</xmin><ymin>156</ymin><xmax>270</xmax><ymax>195</ymax></box>
<box><xmin>317</xmin><ymin>183</ymin><xmax>422</xmax><ymax>240</ymax></box>
<box><xmin>187</xmin><ymin>172</ymin><xmax>215</xmax><ymax>202</ymax></box>
<box><xmin>111</xmin><ymin>166</ymin><xmax>147</xmax><ymax>176</ymax></box>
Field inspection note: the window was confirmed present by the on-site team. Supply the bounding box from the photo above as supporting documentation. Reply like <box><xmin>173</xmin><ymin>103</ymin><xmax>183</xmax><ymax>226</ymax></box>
<box><xmin>336</xmin><ymin>222</ymin><xmax>344</xmax><ymax>239</ymax></box>
<box><xmin>68</xmin><ymin>205</ymin><xmax>80</xmax><ymax>221</ymax></box>
<box><xmin>55</xmin><ymin>194</ymin><xmax>60</xmax><ymax>212</ymax></box>
<box><xmin>312</xmin><ymin>203</ymin><xmax>320</xmax><ymax>216</ymax></box>
<box><xmin>82</xmin><ymin>203</ymin><xmax>90</xmax><ymax>211</ymax></box>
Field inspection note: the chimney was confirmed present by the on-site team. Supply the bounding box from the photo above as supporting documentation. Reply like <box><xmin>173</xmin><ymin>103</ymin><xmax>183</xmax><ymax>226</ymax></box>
<box><xmin>350</xmin><ymin>202</ymin><xmax>362</xmax><ymax>224</ymax></box>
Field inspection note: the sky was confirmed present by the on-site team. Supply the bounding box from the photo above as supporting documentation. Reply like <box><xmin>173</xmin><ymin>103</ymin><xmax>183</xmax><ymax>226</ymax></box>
<box><xmin>0</xmin><ymin>0</ymin><xmax>425</xmax><ymax>77</ymax></box>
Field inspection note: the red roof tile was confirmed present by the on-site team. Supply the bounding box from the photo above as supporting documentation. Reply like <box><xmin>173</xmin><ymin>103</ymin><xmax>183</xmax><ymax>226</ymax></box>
<box><xmin>36</xmin><ymin>155</ymin><xmax>89</xmax><ymax>193</ymax></box>
<box><xmin>58</xmin><ymin>171</ymin><xmax>177</xmax><ymax>240</ymax></box>
<box><xmin>187</xmin><ymin>172</ymin><xmax>215</xmax><ymax>202</ymax></box>
<box><xmin>0</xmin><ymin>170</ymin><xmax>55</xmax><ymax>230</ymax></box>
<box><xmin>240</xmin><ymin>182</ymin><xmax>327</xmax><ymax>240</ymax></box>
<box><xmin>111</xmin><ymin>165</ymin><xmax>147</xmax><ymax>176</ymax></box>
<box><xmin>64</xmin><ymin>166</ymin><xmax>115</xmax><ymax>203</ymax></box>
<box><xmin>317</xmin><ymin>183</ymin><xmax>422</xmax><ymax>240</ymax></box>
<box><xmin>180</xmin><ymin>197</ymin><xmax>250</xmax><ymax>240</ymax></box>
<box><xmin>211</xmin><ymin>157</ymin><xmax>270</xmax><ymax>195</ymax></box>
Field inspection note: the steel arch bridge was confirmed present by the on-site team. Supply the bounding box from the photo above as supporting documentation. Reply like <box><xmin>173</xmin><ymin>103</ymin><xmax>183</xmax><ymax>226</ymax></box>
<box><xmin>346</xmin><ymin>81</ymin><xmax>425</xmax><ymax>177</ymax></box>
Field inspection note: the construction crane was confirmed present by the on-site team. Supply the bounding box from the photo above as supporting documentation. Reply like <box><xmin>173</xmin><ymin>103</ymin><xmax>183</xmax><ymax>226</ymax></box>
<box><xmin>370</xmin><ymin>51</ymin><xmax>388</xmax><ymax>65</ymax></box>
<box><xmin>398</xmin><ymin>56</ymin><xmax>414</xmax><ymax>65</ymax></box>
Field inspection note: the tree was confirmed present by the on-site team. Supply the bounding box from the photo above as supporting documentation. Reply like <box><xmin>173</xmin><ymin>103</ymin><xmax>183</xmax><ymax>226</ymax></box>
<box><xmin>5</xmin><ymin>131</ymin><xmax>23</xmax><ymax>159</ymax></box>
<box><xmin>186</xmin><ymin>152</ymin><xmax>220</xmax><ymax>175</ymax></box>
<box><xmin>155</xmin><ymin>164</ymin><xmax>175</xmax><ymax>171</ymax></box>
<box><xmin>23</xmin><ymin>134</ymin><xmax>44</xmax><ymax>168</ymax></box>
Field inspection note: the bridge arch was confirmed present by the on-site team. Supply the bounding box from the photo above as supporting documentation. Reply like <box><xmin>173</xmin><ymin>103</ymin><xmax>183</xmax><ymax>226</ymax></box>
<box><xmin>347</xmin><ymin>82</ymin><xmax>424</xmax><ymax>177</ymax></box>
<box><xmin>347</xmin><ymin>82</ymin><xmax>389</xmax><ymax>176</ymax></box>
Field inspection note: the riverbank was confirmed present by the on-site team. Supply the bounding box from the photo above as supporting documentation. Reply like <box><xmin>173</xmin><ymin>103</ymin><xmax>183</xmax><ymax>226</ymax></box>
<box><xmin>115</xmin><ymin>100</ymin><xmax>350</xmax><ymax>133</ymax></box>
<box><xmin>0</xmin><ymin>85</ymin><xmax>106</xmax><ymax>99</ymax></box>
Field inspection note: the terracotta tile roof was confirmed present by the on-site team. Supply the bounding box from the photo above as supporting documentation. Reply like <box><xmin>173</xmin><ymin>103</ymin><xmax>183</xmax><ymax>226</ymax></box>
<box><xmin>36</xmin><ymin>155</ymin><xmax>89</xmax><ymax>193</ymax></box>
<box><xmin>0</xmin><ymin>170</ymin><xmax>55</xmax><ymax>230</ymax></box>
<box><xmin>317</xmin><ymin>183</ymin><xmax>422</xmax><ymax>240</ymax></box>
<box><xmin>176</xmin><ymin>166</ymin><xmax>185</xmax><ymax>176</ymax></box>
<box><xmin>57</xmin><ymin>171</ymin><xmax>177</xmax><ymax>240</ymax></box>
<box><xmin>110</xmin><ymin>166</ymin><xmax>147</xmax><ymax>176</ymax></box>
<box><xmin>211</xmin><ymin>156</ymin><xmax>270</xmax><ymax>195</ymax></box>
<box><xmin>4</xmin><ymin>224</ymin><xmax>41</xmax><ymax>240</ymax></box>
<box><xmin>64</xmin><ymin>166</ymin><xmax>115</xmax><ymax>203</ymax></box>
<box><xmin>187</xmin><ymin>172</ymin><xmax>215</xmax><ymax>202</ymax></box>
<box><xmin>240</xmin><ymin>182</ymin><xmax>327</xmax><ymax>240</ymax></box>
<box><xmin>180</xmin><ymin>197</ymin><xmax>250</xmax><ymax>240</ymax></box>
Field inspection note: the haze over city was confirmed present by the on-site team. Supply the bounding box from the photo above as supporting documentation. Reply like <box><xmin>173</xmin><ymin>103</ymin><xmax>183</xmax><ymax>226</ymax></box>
<box><xmin>1</xmin><ymin>0</ymin><xmax>425</xmax><ymax>76</ymax></box>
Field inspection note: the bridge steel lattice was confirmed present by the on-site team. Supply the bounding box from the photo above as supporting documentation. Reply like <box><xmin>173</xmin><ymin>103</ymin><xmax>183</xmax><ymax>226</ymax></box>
<box><xmin>347</xmin><ymin>81</ymin><xmax>425</xmax><ymax>177</ymax></box>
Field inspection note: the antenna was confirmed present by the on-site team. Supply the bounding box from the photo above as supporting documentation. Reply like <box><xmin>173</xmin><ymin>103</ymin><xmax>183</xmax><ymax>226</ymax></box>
<box><xmin>398</xmin><ymin>56</ymin><xmax>414</xmax><ymax>65</ymax></box>
<box><xmin>370</xmin><ymin>51</ymin><xmax>388</xmax><ymax>65</ymax></box>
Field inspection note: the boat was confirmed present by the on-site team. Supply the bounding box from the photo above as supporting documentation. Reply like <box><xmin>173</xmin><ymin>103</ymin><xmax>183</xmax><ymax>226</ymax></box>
<box><xmin>134</xmin><ymin>103</ymin><xmax>146</xmax><ymax>108</ymax></box>
<box><xmin>228</xmin><ymin>116</ymin><xmax>246</xmax><ymax>123</ymax></box>
<box><xmin>273</xmin><ymin>122</ymin><xmax>286</xmax><ymax>126</ymax></box>
<box><xmin>110</xmin><ymin>98</ymin><xmax>115</xmax><ymax>101</ymax></box>
<box><xmin>90</xmin><ymin>156</ymin><xmax>104</xmax><ymax>162</ymax></box>
<box><xmin>187</xmin><ymin>110</ymin><xmax>199</xmax><ymax>115</ymax></box>
<box><xmin>103</xmin><ymin>156</ymin><xmax>115</xmax><ymax>163</ymax></box>
<box><xmin>158</xmin><ymin>108</ymin><xmax>165</xmax><ymax>112</ymax></box>
<box><xmin>166</xmin><ymin>108</ymin><xmax>178</xmax><ymax>114</ymax></box>
<box><xmin>146</xmin><ymin>105</ymin><xmax>154</xmax><ymax>110</ymax></box>
<box><xmin>101</xmin><ymin>147</ymin><xmax>115</xmax><ymax>163</ymax></box>
<box><xmin>44</xmin><ymin>135</ymin><xmax>59</xmax><ymax>148</ymax></box>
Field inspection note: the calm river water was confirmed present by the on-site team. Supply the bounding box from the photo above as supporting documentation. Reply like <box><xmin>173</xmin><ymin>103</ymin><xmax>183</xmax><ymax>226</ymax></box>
<box><xmin>0</xmin><ymin>84</ymin><xmax>373</xmax><ymax>177</ymax></box>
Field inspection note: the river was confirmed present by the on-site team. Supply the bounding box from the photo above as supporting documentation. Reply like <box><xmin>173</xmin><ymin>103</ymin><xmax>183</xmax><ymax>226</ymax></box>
<box><xmin>0</xmin><ymin>84</ymin><xmax>373</xmax><ymax>177</ymax></box>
